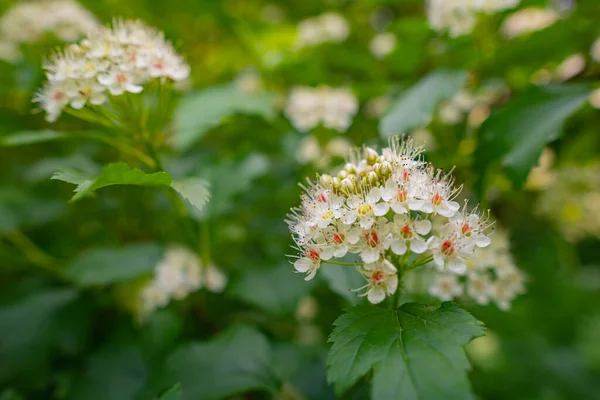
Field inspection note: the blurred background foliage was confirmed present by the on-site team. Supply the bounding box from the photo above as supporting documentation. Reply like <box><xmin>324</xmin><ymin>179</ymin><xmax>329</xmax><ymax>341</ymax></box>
<box><xmin>0</xmin><ymin>0</ymin><xmax>599</xmax><ymax>399</ymax></box>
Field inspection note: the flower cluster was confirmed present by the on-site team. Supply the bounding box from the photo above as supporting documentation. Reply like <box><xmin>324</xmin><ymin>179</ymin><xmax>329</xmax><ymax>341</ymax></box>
<box><xmin>287</xmin><ymin>136</ymin><xmax>494</xmax><ymax>304</ymax></box>
<box><xmin>34</xmin><ymin>18</ymin><xmax>190</xmax><ymax>122</ymax></box>
<box><xmin>369</xmin><ymin>32</ymin><xmax>397</xmax><ymax>59</ymax></box>
<box><xmin>427</xmin><ymin>0</ymin><xmax>520</xmax><ymax>37</ymax></box>
<box><xmin>501</xmin><ymin>7</ymin><xmax>559</xmax><ymax>39</ymax></box>
<box><xmin>295</xmin><ymin>12</ymin><xmax>350</xmax><ymax>49</ymax></box>
<box><xmin>437</xmin><ymin>83</ymin><xmax>507</xmax><ymax>128</ymax></box>
<box><xmin>428</xmin><ymin>227</ymin><xmax>525</xmax><ymax>310</ymax></box>
<box><xmin>296</xmin><ymin>135</ymin><xmax>353</xmax><ymax>168</ymax></box>
<box><xmin>536</xmin><ymin>164</ymin><xmax>600</xmax><ymax>242</ymax></box>
<box><xmin>137</xmin><ymin>246</ymin><xmax>227</xmax><ymax>319</ymax></box>
<box><xmin>0</xmin><ymin>0</ymin><xmax>98</xmax><ymax>62</ymax></box>
<box><xmin>285</xmin><ymin>86</ymin><xmax>358</xmax><ymax>132</ymax></box>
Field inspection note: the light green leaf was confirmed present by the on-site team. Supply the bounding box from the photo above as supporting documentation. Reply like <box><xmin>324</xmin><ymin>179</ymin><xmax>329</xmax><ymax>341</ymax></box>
<box><xmin>228</xmin><ymin>266</ymin><xmax>316</xmax><ymax>315</ymax></box>
<box><xmin>63</xmin><ymin>243</ymin><xmax>163</xmax><ymax>287</ymax></box>
<box><xmin>52</xmin><ymin>162</ymin><xmax>171</xmax><ymax>202</ymax></box>
<box><xmin>171</xmin><ymin>178</ymin><xmax>211</xmax><ymax>212</ymax></box>
<box><xmin>173</xmin><ymin>86</ymin><xmax>276</xmax><ymax>151</ymax></box>
<box><xmin>161</xmin><ymin>325</ymin><xmax>281</xmax><ymax>400</ymax></box>
<box><xmin>475</xmin><ymin>84</ymin><xmax>590</xmax><ymax>192</ymax></box>
<box><xmin>157</xmin><ymin>384</ymin><xmax>181</xmax><ymax>400</ymax></box>
<box><xmin>320</xmin><ymin>265</ymin><xmax>365</xmax><ymax>305</ymax></box>
<box><xmin>326</xmin><ymin>302</ymin><xmax>485</xmax><ymax>399</ymax></box>
<box><xmin>379</xmin><ymin>70</ymin><xmax>467</xmax><ymax>138</ymax></box>
<box><xmin>0</xmin><ymin>130</ymin><xmax>68</xmax><ymax>146</ymax></box>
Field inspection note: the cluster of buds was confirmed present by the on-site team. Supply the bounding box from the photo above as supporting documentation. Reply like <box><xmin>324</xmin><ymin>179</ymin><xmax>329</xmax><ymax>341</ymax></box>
<box><xmin>427</xmin><ymin>0</ymin><xmax>521</xmax><ymax>37</ymax></box>
<box><xmin>0</xmin><ymin>0</ymin><xmax>99</xmax><ymax>63</ymax></box>
<box><xmin>295</xmin><ymin>12</ymin><xmax>350</xmax><ymax>49</ymax></box>
<box><xmin>287</xmin><ymin>136</ymin><xmax>496</xmax><ymax>304</ymax></box>
<box><xmin>428</xmin><ymin>227</ymin><xmax>525</xmax><ymax>310</ymax></box>
<box><xmin>34</xmin><ymin>18</ymin><xmax>190</xmax><ymax>122</ymax></box>
<box><xmin>285</xmin><ymin>86</ymin><xmax>358</xmax><ymax>133</ymax></box>
<box><xmin>137</xmin><ymin>246</ymin><xmax>227</xmax><ymax>320</ymax></box>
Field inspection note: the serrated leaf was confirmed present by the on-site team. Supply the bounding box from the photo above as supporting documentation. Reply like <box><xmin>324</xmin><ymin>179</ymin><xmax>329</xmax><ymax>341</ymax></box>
<box><xmin>52</xmin><ymin>162</ymin><xmax>171</xmax><ymax>202</ymax></box>
<box><xmin>0</xmin><ymin>130</ymin><xmax>68</xmax><ymax>146</ymax></box>
<box><xmin>157</xmin><ymin>384</ymin><xmax>181</xmax><ymax>400</ymax></box>
<box><xmin>173</xmin><ymin>86</ymin><xmax>276</xmax><ymax>151</ymax></box>
<box><xmin>63</xmin><ymin>243</ymin><xmax>163</xmax><ymax>287</ymax></box>
<box><xmin>171</xmin><ymin>178</ymin><xmax>211</xmax><ymax>212</ymax></box>
<box><xmin>320</xmin><ymin>265</ymin><xmax>365</xmax><ymax>305</ymax></box>
<box><xmin>475</xmin><ymin>84</ymin><xmax>590</xmax><ymax>193</ymax></box>
<box><xmin>379</xmin><ymin>70</ymin><xmax>467</xmax><ymax>138</ymax></box>
<box><xmin>228</xmin><ymin>266</ymin><xmax>316</xmax><ymax>315</ymax></box>
<box><xmin>161</xmin><ymin>325</ymin><xmax>281</xmax><ymax>400</ymax></box>
<box><xmin>326</xmin><ymin>302</ymin><xmax>485</xmax><ymax>399</ymax></box>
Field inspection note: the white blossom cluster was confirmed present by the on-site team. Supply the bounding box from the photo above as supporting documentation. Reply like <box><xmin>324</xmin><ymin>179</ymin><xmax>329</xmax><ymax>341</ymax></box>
<box><xmin>295</xmin><ymin>12</ymin><xmax>350</xmax><ymax>49</ymax></box>
<box><xmin>369</xmin><ymin>32</ymin><xmax>397</xmax><ymax>59</ymax></box>
<box><xmin>296</xmin><ymin>135</ymin><xmax>354</xmax><ymax>168</ymax></box>
<box><xmin>537</xmin><ymin>165</ymin><xmax>600</xmax><ymax>242</ymax></box>
<box><xmin>285</xmin><ymin>86</ymin><xmax>358</xmax><ymax>133</ymax></box>
<box><xmin>138</xmin><ymin>246</ymin><xmax>227</xmax><ymax>319</ymax></box>
<box><xmin>437</xmin><ymin>83</ymin><xmax>507</xmax><ymax>127</ymax></box>
<box><xmin>501</xmin><ymin>7</ymin><xmax>559</xmax><ymax>39</ymax></box>
<box><xmin>429</xmin><ymin>227</ymin><xmax>525</xmax><ymax>310</ymax></box>
<box><xmin>427</xmin><ymin>0</ymin><xmax>520</xmax><ymax>37</ymax></box>
<box><xmin>34</xmin><ymin>18</ymin><xmax>190</xmax><ymax>122</ymax></box>
<box><xmin>286</xmin><ymin>137</ymin><xmax>494</xmax><ymax>304</ymax></box>
<box><xmin>0</xmin><ymin>0</ymin><xmax>99</xmax><ymax>62</ymax></box>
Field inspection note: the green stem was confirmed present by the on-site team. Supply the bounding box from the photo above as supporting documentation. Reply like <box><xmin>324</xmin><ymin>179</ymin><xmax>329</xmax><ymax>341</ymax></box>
<box><xmin>405</xmin><ymin>255</ymin><xmax>434</xmax><ymax>272</ymax></box>
<box><xmin>4</xmin><ymin>231</ymin><xmax>57</xmax><ymax>272</ymax></box>
<box><xmin>322</xmin><ymin>260</ymin><xmax>362</xmax><ymax>267</ymax></box>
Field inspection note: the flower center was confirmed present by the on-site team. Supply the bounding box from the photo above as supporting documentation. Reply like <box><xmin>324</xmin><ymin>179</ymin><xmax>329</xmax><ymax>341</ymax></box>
<box><xmin>321</xmin><ymin>210</ymin><xmax>333</xmax><ymax>220</ymax></box>
<box><xmin>441</xmin><ymin>240</ymin><xmax>455</xmax><ymax>256</ymax></box>
<box><xmin>317</xmin><ymin>193</ymin><xmax>327</xmax><ymax>202</ymax></box>
<box><xmin>461</xmin><ymin>223</ymin><xmax>472</xmax><ymax>236</ymax></box>
<box><xmin>332</xmin><ymin>233</ymin><xmax>345</xmax><ymax>244</ymax></box>
<box><xmin>400</xmin><ymin>224</ymin><xmax>413</xmax><ymax>239</ymax></box>
<box><xmin>365</xmin><ymin>231</ymin><xmax>379</xmax><ymax>247</ymax></box>
<box><xmin>357</xmin><ymin>203</ymin><xmax>372</xmax><ymax>216</ymax></box>
<box><xmin>371</xmin><ymin>271</ymin><xmax>384</xmax><ymax>283</ymax></box>
<box><xmin>396</xmin><ymin>189</ymin><xmax>408</xmax><ymax>203</ymax></box>
<box><xmin>116</xmin><ymin>72</ymin><xmax>127</xmax><ymax>83</ymax></box>
<box><xmin>402</xmin><ymin>170</ymin><xmax>410</xmax><ymax>182</ymax></box>
<box><xmin>53</xmin><ymin>90</ymin><xmax>65</xmax><ymax>101</ymax></box>
<box><xmin>432</xmin><ymin>193</ymin><xmax>444</xmax><ymax>206</ymax></box>
<box><xmin>306</xmin><ymin>249</ymin><xmax>320</xmax><ymax>262</ymax></box>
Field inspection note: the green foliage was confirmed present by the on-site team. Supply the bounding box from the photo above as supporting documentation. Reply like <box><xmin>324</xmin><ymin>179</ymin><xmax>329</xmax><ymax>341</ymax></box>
<box><xmin>157</xmin><ymin>384</ymin><xmax>181</xmax><ymax>400</ymax></box>
<box><xmin>0</xmin><ymin>130</ymin><xmax>68</xmax><ymax>146</ymax></box>
<box><xmin>160</xmin><ymin>325</ymin><xmax>281</xmax><ymax>400</ymax></box>
<box><xmin>475</xmin><ymin>84</ymin><xmax>591</xmax><ymax>191</ymax></box>
<box><xmin>327</xmin><ymin>303</ymin><xmax>485</xmax><ymax>398</ymax></box>
<box><xmin>63</xmin><ymin>243</ymin><xmax>163</xmax><ymax>287</ymax></box>
<box><xmin>379</xmin><ymin>70</ymin><xmax>468</xmax><ymax>138</ymax></box>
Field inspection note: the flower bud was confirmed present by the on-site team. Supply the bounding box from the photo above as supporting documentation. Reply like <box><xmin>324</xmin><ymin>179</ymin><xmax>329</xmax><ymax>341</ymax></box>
<box><xmin>338</xmin><ymin>170</ymin><xmax>348</xmax><ymax>180</ymax></box>
<box><xmin>367</xmin><ymin>171</ymin><xmax>380</xmax><ymax>185</ymax></box>
<box><xmin>344</xmin><ymin>163</ymin><xmax>357</xmax><ymax>174</ymax></box>
<box><xmin>379</xmin><ymin>161</ymin><xmax>392</xmax><ymax>177</ymax></box>
<box><xmin>319</xmin><ymin>174</ymin><xmax>333</xmax><ymax>187</ymax></box>
<box><xmin>365</xmin><ymin>147</ymin><xmax>378</xmax><ymax>165</ymax></box>
<box><xmin>331</xmin><ymin>177</ymin><xmax>341</xmax><ymax>190</ymax></box>
<box><xmin>341</xmin><ymin>177</ymin><xmax>356</xmax><ymax>193</ymax></box>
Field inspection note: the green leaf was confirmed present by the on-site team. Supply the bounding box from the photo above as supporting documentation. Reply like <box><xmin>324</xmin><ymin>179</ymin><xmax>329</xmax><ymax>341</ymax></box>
<box><xmin>228</xmin><ymin>266</ymin><xmax>316</xmax><ymax>315</ymax></box>
<box><xmin>157</xmin><ymin>384</ymin><xmax>181</xmax><ymax>400</ymax></box>
<box><xmin>173</xmin><ymin>85</ymin><xmax>276</xmax><ymax>151</ymax></box>
<box><xmin>475</xmin><ymin>84</ymin><xmax>590</xmax><ymax>192</ymax></box>
<box><xmin>379</xmin><ymin>70</ymin><xmax>467</xmax><ymax>138</ymax></box>
<box><xmin>161</xmin><ymin>325</ymin><xmax>281</xmax><ymax>400</ymax></box>
<box><xmin>63</xmin><ymin>243</ymin><xmax>163</xmax><ymax>287</ymax></box>
<box><xmin>326</xmin><ymin>302</ymin><xmax>485</xmax><ymax>399</ymax></box>
<box><xmin>171</xmin><ymin>178</ymin><xmax>211</xmax><ymax>212</ymax></box>
<box><xmin>52</xmin><ymin>162</ymin><xmax>210</xmax><ymax>212</ymax></box>
<box><xmin>321</xmin><ymin>265</ymin><xmax>365</xmax><ymax>305</ymax></box>
<box><xmin>0</xmin><ymin>130</ymin><xmax>68</xmax><ymax>146</ymax></box>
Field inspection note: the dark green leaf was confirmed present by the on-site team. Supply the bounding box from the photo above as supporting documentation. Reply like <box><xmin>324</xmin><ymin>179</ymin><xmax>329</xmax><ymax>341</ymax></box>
<box><xmin>320</xmin><ymin>265</ymin><xmax>365</xmax><ymax>305</ymax></box>
<box><xmin>157</xmin><ymin>384</ymin><xmax>181</xmax><ymax>400</ymax></box>
<box><xmin>63</xmin><ymin>243</ymin><xmax>163</xmax><ymax>287</ymax></box>
<box><xmin>173</xmin><ymin>86</ymin><xmax>276</xmax><ymax>151</ymax></box>
<box><xmin>379</xmin><ymin>70</ymin><xmax>467</xmax><ymax>138</ymax></box>
<box><xmin>161</xmin><ymin>325</ymin><xmax>281</xmax><ymax>400</ymax></box>
<box><xmin>326</xmin><ymin>302</ymin><xmax>485</xmax><ymax>399</ymax></box>
<box><xmin>475</xmin><ymin>84</ymin><xmax>590</xmax><ymax>192</ymax></box>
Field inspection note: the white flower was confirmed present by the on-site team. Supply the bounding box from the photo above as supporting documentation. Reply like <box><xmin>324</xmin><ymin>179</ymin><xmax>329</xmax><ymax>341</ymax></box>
<box><xmin>344</xmin><ymin>188</ymin><xmax>390</xmax><ymax>229</ymax></box>
<box><xmin>428</xmin><ymin>232</ymin><xmax>470</xmax><ymax>274</ymax></box>
<box><xmin>556</xmin><ymin>53</ymin><xmax>586</xmax><ymax>81</ymax></box>
<box><xmin>322</xmin><ymin>222</ymin><xmax>361</xmax><ymax>258</ymax></box>
<box><xmin>420</xmin><ymin>176</ymin><xmax>461</xmax><ymax>217</ymax></box>
<box><xmin>467</xmin><ymin>272</ymin><xmax>492</xmax><ymax>305</ymax></box>
<box><xmin>356</xmin><ymin>259</ymin><xmax>398</xmax><ymax>304</ymax></box>
<box><xmin>380</xmin><ymin>174</ymin><xmax>425</xmax><ymax>214</ymax></box>
<box><xmin>356</xmin><ymin>217</ymin><xmax>390</xmax><ymax>263</ymax></box>
<box><xmin>296</xmin><ymin>12</ymin><xmax>349</xmax><ymax>48</ymax></box>
<box><xmin>388</xmin><ymin>215</ymin><xmax>431</xmax><ymax>255</ymax></box>
<box><xmin>370</xmin><ymin>32</ymin><xmax>396</xmax><ymax>59</ymax></box>
<box><xmin>501</xmin><ymin>8</ymin><xmax>559</xmax><ymax>39</ymax></box>
<box><xmin>205</xmin><ymin>263</ymin><xmax>228</xmax><ymax>293</ymax></box>
<box><xmin>293</xmin><ymin>247</ymin><xmax>323</xmax><ymax>281</ymax></box>
<box><xmin>98</xmin><ymin>68</ymin><xmax>143</xmax><ymax>95</ymax></box>
<box><xmin>428</xmin><ymin>273</ymin><xmax>463</xmax><ymax>301</ymax></box>
<box><xmin>449</xmin><ymin>209</ymin><xmax>492</xmax><ymax>250</ymax></box>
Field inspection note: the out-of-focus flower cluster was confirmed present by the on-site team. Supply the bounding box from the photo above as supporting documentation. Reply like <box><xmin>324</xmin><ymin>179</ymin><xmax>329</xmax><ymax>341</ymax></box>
<box><xmin>285</xmin><ymin>86</ymin><xmax>358</xmax><ymax>132</ymax></box>
<box><xmin>437</xmin><ymin>83</ymin><xmax>507</xmax><ymax>128</ymax></box>
<box><xmin>428</xmin><ymin>227</ymin><xmax>525</xmax><ymax>310</ymax></box>
<box><xmin>296</xmin><ymin>135</ymin><xmax>353</xmax><ymax>168</ymax></box>
<box><xmin>137</xmin><ymin>246</ymin><xmax>227</xmax><ymax>320</ymax></box>
<box><xmin>295</xmin><ymin>12</ymin><xmax>349</xmax><ymax>49</ymax></box>
<box><xmin>369</xmin><ymin>32</ymin><xmax>397</xmax><ymax>59</ymax></box>
<box><xmin>34</xmin><ymin>18</ymin><xmax>190</xmax><ymax>122</ymax></box>
<box><xmin>286</xmin><ymin>136</ymin><xmax>518</xmax><ymax>306</ymax></box>
<box><xmin>427</xmin><ymin>0</ymin><xmax>520</xmax><ymax>37</ymax></box>
<box><xmin>501</xmin><ymin>7</ymin><xmax>559</xmax><ymax>39</ymax></box>
<box><xmin>0</xmin><ymin>0</ymin><xmax>98</xmax><ymax>62</ymax></box>
<box><xmin>536</xmin><ymin>164</ymin><xmax>600</xmax><ymax>242</ymax></box>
